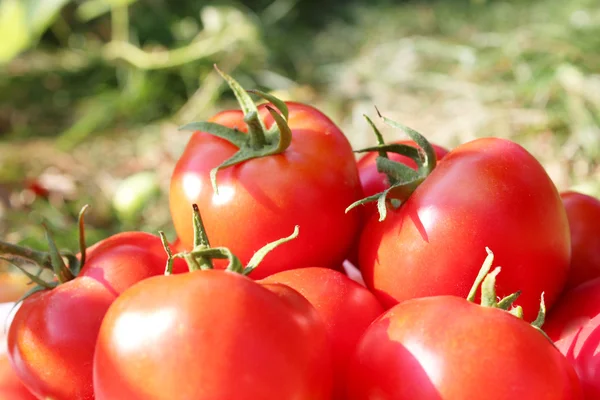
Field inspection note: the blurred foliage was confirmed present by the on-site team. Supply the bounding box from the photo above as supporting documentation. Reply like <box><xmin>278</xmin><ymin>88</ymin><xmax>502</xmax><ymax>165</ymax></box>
<box><xmin>0</xmin><ymin>0</ymin><xmax>599</xmax><ymax>254</ymax></box>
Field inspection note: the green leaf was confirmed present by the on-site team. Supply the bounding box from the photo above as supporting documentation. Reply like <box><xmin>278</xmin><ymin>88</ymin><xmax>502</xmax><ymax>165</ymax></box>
<box><xmin>0</xmin><ymin>0</ymin><xmax>72</xmax><ymax>63</ymax></box>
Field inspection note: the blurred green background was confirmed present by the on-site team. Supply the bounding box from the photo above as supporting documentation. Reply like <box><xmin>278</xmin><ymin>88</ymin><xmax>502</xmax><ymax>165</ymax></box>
<box><xmin>0</xmin><ymin>0</ymin><xmax>599</xmax><ymax>252</ymax></box>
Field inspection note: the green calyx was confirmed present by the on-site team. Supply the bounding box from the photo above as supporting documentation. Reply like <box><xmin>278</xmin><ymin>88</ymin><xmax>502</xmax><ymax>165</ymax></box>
<box><xmin>467</xmin><ymin>247</ymin><xmax>548</xmax><ymax>336</ymax></box>
<box><xmin>179</xmin><ymin>65</ymin><xmax>293</xmax><ymax>194</ymax></box>
<box><xmin>0</xmin><ymin>205</ymin><xmax>90</xmax><ymax>305</ymax></box>
<box><xmin>345</xmin><ymin>109</ymin><xmax>438</xmax><ymax>221</ymax></box>
<box><xmin>160</xmin><ymin>204</ymin><xmax>299</xmax><ymax>276</ymax></box>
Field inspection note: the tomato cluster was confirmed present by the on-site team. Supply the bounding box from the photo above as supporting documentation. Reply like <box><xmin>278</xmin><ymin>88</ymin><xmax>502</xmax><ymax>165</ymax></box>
<box><xmin>2</xmin><ymin>67</ymin><xmax>600</xmax><ymax>399</ymax></box>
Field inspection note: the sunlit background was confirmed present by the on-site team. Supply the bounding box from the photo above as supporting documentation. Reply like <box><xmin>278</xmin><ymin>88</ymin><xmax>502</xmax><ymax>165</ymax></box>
<box><xmin>0</xmin><ymin>0</ymin><xmax>599</xmax><ymax>256</ymax></box>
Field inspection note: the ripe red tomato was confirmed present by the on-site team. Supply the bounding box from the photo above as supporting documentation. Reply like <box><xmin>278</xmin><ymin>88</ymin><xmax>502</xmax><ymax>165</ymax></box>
<box><xmin>0</xmin><ymin>354</ymin><xmax>36</xmax><ymax>399</ymax></box>
<box><xmin>8</xmin><ymin>277</ymin><xmax>116</xmax><ymax>400</ymax></box>
<box><xmin>260</xmin><ymin>267</ymin><xmax>384</xmax><ymax>400</ymax></box>
<box><xmin>543</xmin><ymin>277</ymin><xmax>600</xmax><ymax>342</ymax></box>
<box><xmin>555</xmin><ymin>313</ymin><xmax>600</xmax><ymax>399</ymax></box>
<box><xmin>1</xmin><ymin>324</ymin><xmax>35</xmax><ymax>400</ymax></box>
<box><xmin>170</xmin><ymin>102</ymin><xmax>363</xmax><ymax>279</ymax></box>
<box><xmin>6</xmin><ymin>231</ymin><xmax>179</xmax><ymax>400</ymax></box>
<box><xmin>347</xmin><ymin>295</ymin><xmax>583</xmax><ymax>399</ymax></box>
<box><xmin>561</xmin><ymin>191</ymin><xmax>600</xmax><ymax>290</ymax></box>
<box><xmin>358</xmin><ymin>137</ymin><xmax>570</xmax><ymax>321</ymax></box>
<box><xmin>79</xmin><ymin>231</ymin><xmax>186</xmax><ymax>295</ymax></box>
<box><xmin>357</xmin><ymin>140</ymin><xmax>449</xmax><ymax>198</ymax></box>
<box><xmin>94</xmin><ymin>270</ymin><xmax>333</xmax><ymax>399</ymax></box>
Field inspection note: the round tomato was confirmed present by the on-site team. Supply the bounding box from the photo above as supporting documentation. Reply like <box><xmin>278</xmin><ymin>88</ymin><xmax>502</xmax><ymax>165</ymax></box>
<box><xmin>359</xmin><ymin>137</ymin><xmax>570</xmax><ymax>321</ymax></box>
<box><xmin>0</xmin><ymin>353</ymin><xmax>35</xmax><ymax>399</ymax></box>
<box><xmin>260</xmin><ymin>267</ymin><xmax>384</xmax><ymax>400</ymax></box>
<box><xmin>79</xmin><ymin>231</ymin><xmax>186</xmax><ymax>294</ymax></box>
<box><xmin>6</xmin><ymin>230</ymin><xmax>180</xmax><ymax>400</ymax></box>
<box><xmin>1</xmin><ymin>305</ymin><xmax>35</xmax><ymax>400</ymax></box>
<box><xmin>94</xmin><ymin>269</ymin><xmax>333</xmax><ymax>399</ymax></box>
<box><xmin>347</xmin><ymin>295</ymin><xmax>582</xmax><ymax>399</ymax></box>
<box><xmin>555</xmin><ymin>313</ymin><xmax>600</xmax><ymax>399</ymax></box>
<box><xmin>170</xmin><ymin>99</ymin><xmax>363</xmax><ymax>279</ymax></box>
<box><xmin>561</xmin><ymin>191</ymin><xmax>600</xmax><ymax>290</ymax></box>
<box><xmin>543</xmin><ymin>277</ymin><xmax>600</xmax><ymax>342</ymax></box>
<box><xmin>8</xmin><ymin>277</ymin><xmax>116</xmax><ymax>400</ymax></box>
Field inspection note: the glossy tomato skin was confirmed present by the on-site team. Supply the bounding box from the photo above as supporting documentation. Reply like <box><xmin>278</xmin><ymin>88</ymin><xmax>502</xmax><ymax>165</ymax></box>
<box><xmin>347</xmin><ymin>296</ymin><xmax>583</xmax><ymax>399</ymax></box>
<box><xmin>555</xmin><ymin>313</ymin><xmax>600</xmax><ymax>399</ymax></box>
<box><xmin>79</xmin><ymin>232</ymin><xmax>186</xmax><ymax>295</ymax></box>
<box><xmin>561</xmin><ymin>191</ymin><xmax>600</xmax><ymax>290</ymax></box>
<box><xmin>357</xmin><ymin>140</ymin><xmax>449</xmax><ymax>198</ymax></box>
<box><xmin>544</xmin><ymin>278</ymin><xmax>600</xmax><ymax>342</ymax></box>
<box><xmin>94</xmin><ymin>270</ymin><xmax>333</xmax><ymax>400</ymax></box>
<box><xmin>359</xmin><ymin>137</ymin><xmax>571</xmax><ymax>321</ymax></box>
<box><xmin>1</xmin><ymin>337</ymin><xmax>36</xmax><ymax>400</ymax></box>
<box><xmin>260</xmin><ymin>267</ymin><xmax>384</xmax><ymax>400</ymax></box>
<box><xmin>8</xmin><ymin>277</ymin><xmax>116</xmax><ymax>400</ymax></box>
<box><xmin>169</xmin><ymin>103</ymin><xmax>363</xmax><ymax>279</ymax></box>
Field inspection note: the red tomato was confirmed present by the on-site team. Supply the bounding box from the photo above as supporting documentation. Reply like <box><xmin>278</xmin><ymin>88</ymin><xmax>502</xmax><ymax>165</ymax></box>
<box><xmin>8</xmin><ymin>277</ymin><xmax>116</xmax><ymax>400</ymax></box>
<box><xmin>1</xmin><ymin>334</ymin><xmax>36</xmax><ymax>400</ymax></box>
<box><xmin>555</xmin><ymin>313</ymin><xmax>600</xmax><ymax>399</ymax></box>
<box><xmin>544</xmin><ymin>278</ymin><xmax>600</xmax><ymax>342</ymax></box>
<box><xmin>561</xmin><ymin>191</ymin><xmax>600</xmax><ymax>290</ymax></box>
<box><xmin>358</xmin><ymin>137</ymin><xmax>570</xmax><ymax>321</ymax></box>
<box><xmin>347</xmin><ymin>295</ymin><xmax>583</xmax><ymax>399</ymax></box>
<box><xmin>169</xmin><ymin>102</ymin><xmax>363</xmax><ymax>279</ymax></box>
<box><xmin>79</xmin><ymin>231</ymin><xmax>186</xmax><ymax>295</ymax></box>
<box><xmin>260</xmin><ymin>267</ymin><xmax>384</xmax><ymax>400</ymax></box>
<box><xmin>94</xmin><ymin>270</ymin><xmax>333</xmax><ymax>399</ymax></box>
<box><xmin>6</xmin><ymin>231</ymin><xmax>180</xmax><ymax>400</ymax></box>
<box><xmin>357</xmin><ymin>140</ymin><xmax>449</xmax><ymax>198</ymax></box>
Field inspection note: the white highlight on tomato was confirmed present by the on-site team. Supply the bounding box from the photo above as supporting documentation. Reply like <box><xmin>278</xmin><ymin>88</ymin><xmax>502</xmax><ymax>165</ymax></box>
<box><xmin>182</xmin><ymin>173</ymin><xmax>203</xmax><ymax>200</ymax></box>
<box><xmin>404</xmin><ymin>339</ymin><xmax>443</xmax><ymax>386</ymax></box>
<box><xmin>112</xmin><ymin>309</ymin><xmax>175</xmax><ymax>352</ymax></box>
<box><xmin>212</xmin><ymin>185</ymin><xmax>235</xmax><ymax>206</ymax></box>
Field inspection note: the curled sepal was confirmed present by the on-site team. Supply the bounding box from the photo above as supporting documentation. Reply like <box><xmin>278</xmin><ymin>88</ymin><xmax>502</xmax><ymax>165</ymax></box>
<box><xmin>480</xmin><ymin>267</ymin><xmax>502</xmax><ymax>308</ymax></box>
<box><xmin>377</xmin><ymin>109</ymin><xmax>437</xmax><ymax>176</ymax></box>
<box><xmin>531</xmin><ymin>292</ymin><xmax>547</xmax><ymax>330</ymax></box>
<box><xmin>509</xmin><ymin>306</ymin><xmax>524</xmax><ymax>319</ymax></box>
<box><xmin>159</xmin><ymin>231</ymin><xmax>175</xmax><ymax>276</ymax></box>
<box><xmin>77</xmin><ymin>204</ymin><xmax>90</xmax><ymax>269</ymax></box>
<box><xmin>43</xmin><ymin>224</ymin><xmax>75</xmax><ymax>284</ymax></box>
<box><xmin>467</xmin><ymin>247</ymin><xmax>495</xmax><ymax>302</ymax></box>
<box><xmin>363</xmin><ymin>115</ymin><xmax>387</xmax><ymax>158</ymax></box>
<box><xmin>179</xmin><ymin>67</ymin><xmax>293</xmax><ymax>194</ymax></box>
<box><xmin>178</xmin><ymin>122</ymin><xmax>247</xmax><ymax>147</ymax></box>
<box><xmin>214</xmin><ymin>64</ymin><xmax>264</xmax><ymax>130</ymax></box>
<box><xmin>247</xmin><ymin>89</ymin><xmax>289</xmax><ymax>121</ymax></box>
<box><xmin>244</xmin><ymin>226</ymin><xmax>300</xmax><ymax>276</ymax></box>
<box><xmin>192</xmin><ymin>204</ymin><xmax>211</xmax><ymax>249</ymax></box>
<box><xmin>497</xmin><ymin>291</ymin><xmax>522</xmax><ymax>311</ymax></box>
<box><xmin>264</xmin><ymin>105</ymin><xmax>292</xmax><ymax>153</ymax></box>
<box><xmin>346</xmin><ymin>111</ymin><xmax>438</xmax><ymax>221</ymax></box>
<box><xmin>189</xmin><ymin>247</ymin><xmax>244</xmax><ymax>274</ymax></box>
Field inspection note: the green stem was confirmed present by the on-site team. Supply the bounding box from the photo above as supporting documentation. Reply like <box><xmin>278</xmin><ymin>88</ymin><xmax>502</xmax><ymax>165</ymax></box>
<box><xmin>0</xmin><ymin>241</ymin><xmax>52</xmax><ymax>269</ymax></box>
<box><xmin>43</xmin><ymin>225</ymin><xmax>75</xmax><ymax>284</ymax></box>
<box><xmin>245</xmin><ymin>111</ymin><xmax>268</xmax><ymax>149</ymax></box>
<box><xmin>78</xmin><ymin>204</ymin><xmax>90</xmax><ymax>269</ymax></box>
